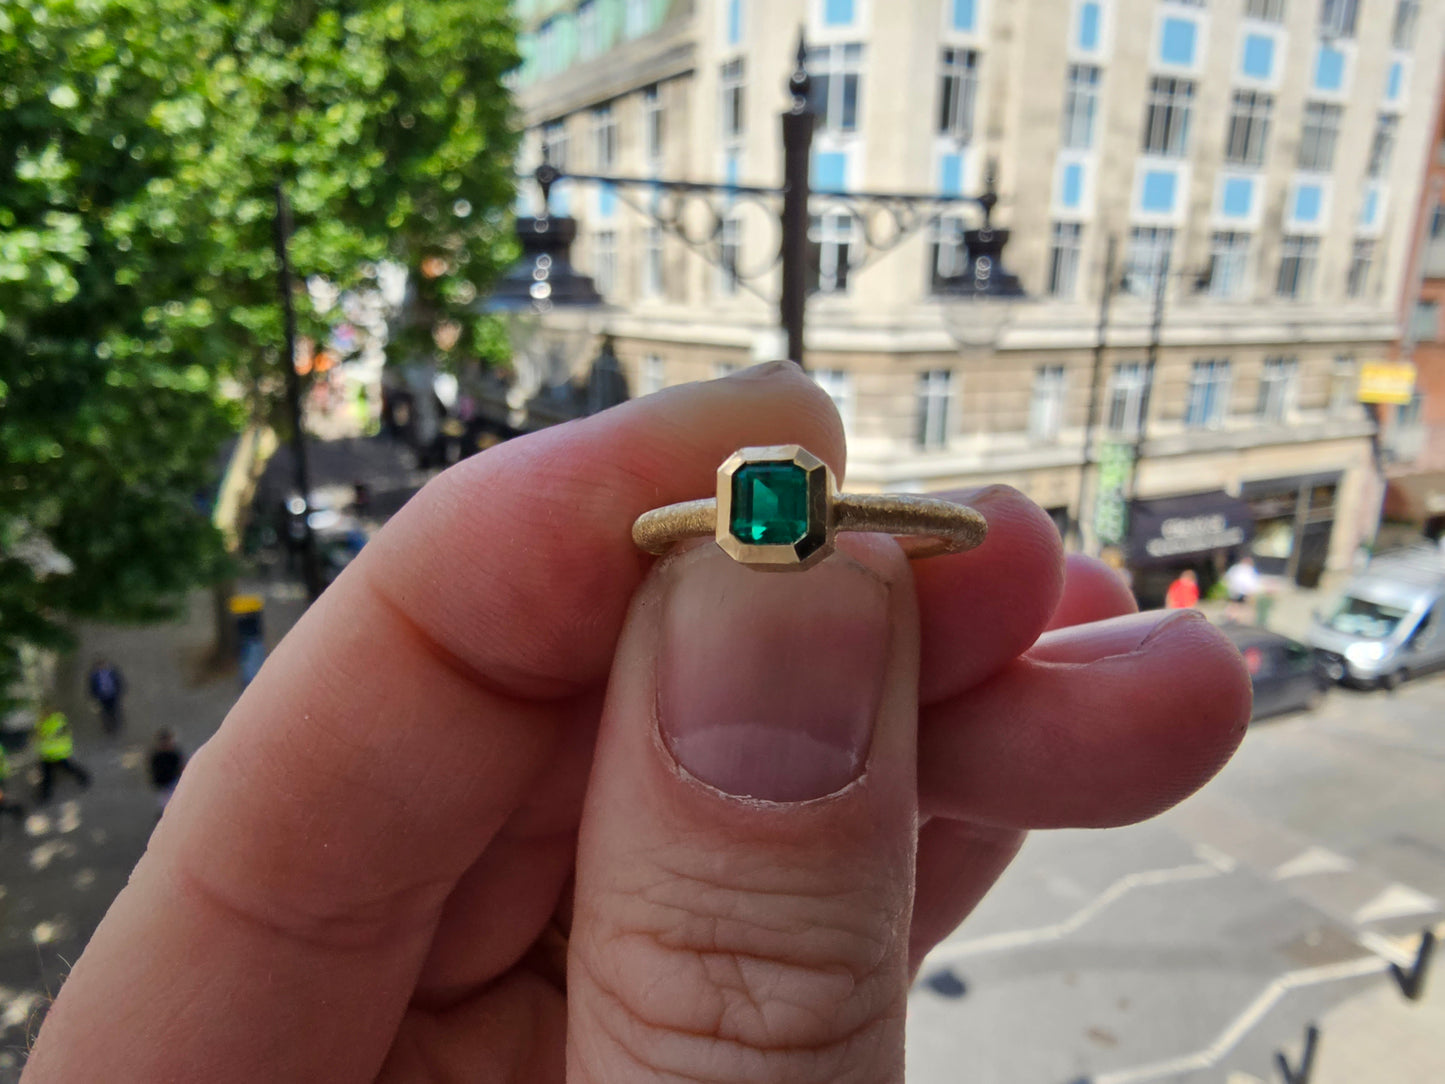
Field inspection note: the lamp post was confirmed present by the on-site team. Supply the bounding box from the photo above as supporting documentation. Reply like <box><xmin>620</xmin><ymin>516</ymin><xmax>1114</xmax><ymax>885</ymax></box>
<box><xmin>487</xmin><ymin>33</ymin><xmax>1023</xmax><ymax>376</ymax></box>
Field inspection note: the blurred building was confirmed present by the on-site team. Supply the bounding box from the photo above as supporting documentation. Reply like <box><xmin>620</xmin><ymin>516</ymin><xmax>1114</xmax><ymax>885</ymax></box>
<box><xmin>1381</xmin><ymin>62</ymin><xmax>1445</xmax><ymax>542</ymax></box>
<box><xmin>510</xmin><ymin>0</ymin><xmax>1444</xmax><ymax>600</ymax></box>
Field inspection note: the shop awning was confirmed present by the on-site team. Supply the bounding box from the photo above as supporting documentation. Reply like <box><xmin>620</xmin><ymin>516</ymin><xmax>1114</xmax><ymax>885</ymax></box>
<box><xmin>1384</xmin><ymin>472</ymin><xmax>1445</xmax><ymax>522</ymax></box>
<box><xmin>1128</xmin><ymin>492</ymin><xmax>1255</xmax><ymax>565</ymax></box>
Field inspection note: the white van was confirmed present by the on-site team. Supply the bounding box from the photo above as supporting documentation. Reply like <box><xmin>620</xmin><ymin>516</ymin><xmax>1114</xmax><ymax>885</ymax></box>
<box><xmin>1307</xmin><ymin>549</ymin><xmax>1445</xmax><ymax>689</ymax></box>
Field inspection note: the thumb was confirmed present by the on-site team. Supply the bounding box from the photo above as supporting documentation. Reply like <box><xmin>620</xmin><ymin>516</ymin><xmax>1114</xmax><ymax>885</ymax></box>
<box><xmin>567</xmin><ymin>536</ymin><xmax>919</xmax><ymax>1084</ymax></box>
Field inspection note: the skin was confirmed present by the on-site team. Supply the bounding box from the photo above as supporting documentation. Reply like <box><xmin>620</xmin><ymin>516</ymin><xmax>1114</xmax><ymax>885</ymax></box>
<box><xmin>22</xmin><ymin>363</ymin><xmax>1251</xmax><ymax>1083</ymax></box>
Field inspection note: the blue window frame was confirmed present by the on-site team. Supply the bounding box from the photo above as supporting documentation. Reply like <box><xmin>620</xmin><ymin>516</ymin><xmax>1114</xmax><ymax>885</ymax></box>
<box><xmin>1386</xmin><ymin>60</ymin><xmax>1404</xmax><ymax>101</ymax></box>
<box><xmin>939</xmin><ymin>151</ymin><xmax>964</xmax><ymax>196</ymax></box>
<box><xmin>824</xmin><ymin>0</ymin><xmax>855</xmax><ymax>27</ymax></box>
<box><xmin>814</xmin><ymin>150</ymin><xmax>848</xmax><ymax>191</ymax></box>
<box><xmin>1060</xmin><ymin>161</ymin><xmax>1084</xmax><ymax>208</ymax></box>
<box><xmin>725</xmin><ymin>153</ymin><xmax>740</xmax><ymax>187</ymax></box>
<box><xmin>1313</xmin><ymin>45</ymin><xmax>1345</xmax><ymax>92</ymax></box>
<box><xmin>599</xmin><ymin>183</ymin><xmax>617</xmax><ymax>218</ymax></box>
<box><xmin>1159</xmin><ymin>17</ymin><xmax>1197</xmax><ymax>67</ymax></box>
<box><xmin>1221</xmin><ymin>177</ymin><xmax>1253</xmax><ymax>219</ymax></box>
<box><xmin>1241</xmin><ymin>34</ymin><xmax>1274</xmax><ymax>80</ymax></box>
<box><xmin>1076</xmin><ymin>1</ymin><xmax>1101</xmax><ymax>51</ymax></box>
<box><xmin>1140</xmin><ymin>169</ymin><xmax>1177</xmax><ymax>213</ymax></box>
<box><xmin>952</xmin><ymin>0</ymin><xmax>976</xmax><ymax>32</ymax></box>
<box><xmin>1292</xmin><ymin>183</ymin><xmax>1322</xmax><ymax>224</ymax></box>
<box><xmin>727</xmin><ymin>0</ymin><xmax>743</xmax><ymax>45</ymax></box>
<box><xmin>1360</xmin><ymin>186</ymin><xmax>1380</xmax><ymax>228</ymax></box>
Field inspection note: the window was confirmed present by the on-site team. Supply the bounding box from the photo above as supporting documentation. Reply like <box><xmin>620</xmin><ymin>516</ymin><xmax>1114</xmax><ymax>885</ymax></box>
<box><xmin>1225</xmin><ymin>91</ymin><xmax>1272</xmax><ymax>166</ymax></box>
<box><xmin>813</xmin><ymin>369</ymin><xmax>854</xmax><ymax>432</ymax></box>
<box><xmin>578</xmin><ymin>0</ymin><xmax>599</xmax><ymax>57</ymax></box>
<box><xmin>1207</xmin><ymin>232</ymin><xmax>1250</xmax><ymax>298</ymax></box>
<box><xmin>1125</xmin><ymin>227</ymin><xmax>1174</xmax><ymax>297</ymax></box>
<box><xmin>627</xmin><ymin>0</ymin><xmax>652</xmax><ymax>38</ymax></box>
<box><xmin>1330</xmin><ymin>355</ymin><xmax>1358</xmax><ymax>416</ymax></box>
<box><xmin>1061</xmin><ymin>64</ymin><xmax>1102</xmax><ymax>150</ymax></box>
<box><xmin>1048</xmin><ymin>222</ymin><xmax>1084</xmax><ymax>299</ymax></box>
<box><xmin>543</xmin><ymin>119</ymin><xmax>568</xmax><ymax>169</ymax></box>
<box><xmin>642</xmin><ymin>226</ymin><xmax>663</xmax><ymax>297</ymax></box>
<box><xmin>916</xmin><ymin>370</ymin><xmax>953</xmax><ymax>449</ymax></box>
<box><xmin>928</xmin><ymin>214</ymin><xmax>966</xmax><ymax>292</ymax></box>
<box><xmin>808</xmin><ymin>212</ymin><xmax>854</xmax><ymax>294</ymax></box>
<box><xmin>1346</xmin><ymin>239</ymin><xmax>1374</xmax><ymax>298</ymax></box>
<box><xmin>724</xmin><ymin>0</ymin><xmax>743</xmax><ymax>44</ymax></box>
<box><xmin>1245</xmin><ymin>0</ymin><xmax>1285</xmax><ymax>21</ymax></box>
<box><xmin>1030</xmin><ymin>366</ymin><xmax>1068</xmax><ymax>442</ymax></box>
<box><xmin>1431</xmin><ymin>203</ymin><xmax>1445</xmax><ymax>239</ymax></box>
<box><xmin>1186</xmin><ymin>359</ymin><xmax>1232</xmax><ymax>428</ymax></box>
<box><xmin>1075</xmin><ymin>0</ymin><xmax>1103</xmax><ymax>52</ymax></box>
<box><xmin>1393</xmin><ymin>0</ymin><xmax>1420</xmax><ymax>49</ymax></box>
<box><xmin>1105</xmin><ymin>362</ymin><xmax>1149</xmax><ymax>436</ymax></box>
<box><xmin>824</xmin><ymin>0</ymin><xmax>855</xmax><ymax>27</ymax></box>
<box><xmin>1276</xmin><ymin>235</ymin><xmax>1318</xmax><ymax>298</ymax></box>
<box><xmin>1298</xmin><ymin>102</ymin><xmax>1342</xmax><ymax>171</ymax></box>
<box><xmin>640</xmin><ymin>355</ymin><xmax>665</xmax><ymax>395</ymax></box>
<box><xmin>593</xmin><ymin>230</ymin><xmax>617</xmax><ymax>296</ymax></box>
<box><xmin>808</xmin><ymin>44</ymin><xmax>864</xmax><ymax>133</ymax></box>
<box><xmin>536</xmin><ymin>19</ymin><xmax>560</xmax><ymax>75</ymax></box>
<box><xmin>591</xmin><ymin>104</ymin><xmax>616</xmax><ymax>170</ymax></box>
<box><xmin>1142</xmin><ymin>76</ymin><xmax>1194</xmax><ymax>157</ymax></box>
<box><xmin>1368</xmin><ymin>115</ymin><xmax>1399</xmax><ymax>179</ymax></box>
<box><xmin>1257</xmin><ymin>356</ymin><xmax>1298</xmax><ymax>422</ymax></box>
<box><xmin>938</xmin><ymin>48</ymin><xmax>980</xmax><ymax>143</ymax></box>
<box><xmin>1411</xmin><ymin>300</ymin><xmax>1440</xmax><ymax>342</ymax></box>
<box><xmin>1319</xmin><ymin>0</ymin><xmax>1358</xmax><ymax>38</ymax></box>
<box><xmin>717</xmin><ymin>215</ymin><xmax>741</xmax><ymax>296</ymax></box>
<box><xmin>644</xmin><ymin>85</ymin><xmax>663</xmax><ymax>169</ymax></box>
<box><xmin>720</xmin><ymin>59</ymin><xmax>746</xmax><ymax>143</ymax></box>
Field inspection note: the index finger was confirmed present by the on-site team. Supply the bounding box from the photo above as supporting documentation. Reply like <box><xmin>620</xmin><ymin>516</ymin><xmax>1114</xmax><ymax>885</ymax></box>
<box><xmin>25</xmin><ymin>364</ymin><xmax>848</xmax><ymax>1083</ymax></box>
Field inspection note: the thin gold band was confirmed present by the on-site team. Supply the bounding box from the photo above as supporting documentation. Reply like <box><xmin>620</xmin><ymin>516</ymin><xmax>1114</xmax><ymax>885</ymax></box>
<box><xmin>632</xmin><ymin>493</ymin><xmax>987</xmax><ymax>560</ymax></box>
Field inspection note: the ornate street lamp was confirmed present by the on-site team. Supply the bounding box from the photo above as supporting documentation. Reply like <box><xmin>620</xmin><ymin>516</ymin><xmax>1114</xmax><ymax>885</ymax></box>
<box><xmin>935</xmin><ymin>165</ymin><xmax>1027</xmax><ymax>356</ymax></box>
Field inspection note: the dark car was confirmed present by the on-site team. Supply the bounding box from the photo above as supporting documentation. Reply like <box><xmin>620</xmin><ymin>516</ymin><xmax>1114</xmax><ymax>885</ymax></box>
<box><xmin>1223</xmin><ymin>626</ymin><xmax>1331</xmax><ymax>722</ymax></box>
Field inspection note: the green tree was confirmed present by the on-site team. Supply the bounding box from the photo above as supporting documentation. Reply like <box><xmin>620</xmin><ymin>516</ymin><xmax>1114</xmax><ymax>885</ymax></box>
<box><xmin>0</xmin><ymin>0</ymin><xmax>519</xmax><ymax>698</ymax></box>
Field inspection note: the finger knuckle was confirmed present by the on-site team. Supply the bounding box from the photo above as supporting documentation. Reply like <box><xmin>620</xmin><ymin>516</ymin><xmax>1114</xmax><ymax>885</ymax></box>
<box><xmin>576</xmin><ymin>852</ymin><xmax>907</xmax><ymax>1083</ymax></box>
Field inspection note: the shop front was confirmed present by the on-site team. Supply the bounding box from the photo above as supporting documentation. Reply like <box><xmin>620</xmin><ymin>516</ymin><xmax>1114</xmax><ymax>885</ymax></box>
<box><xmin>1239</xmin><ymin>473</ymin><xmax>1341</xmax><ymax>588</ymax></box>
<box><xmin>1127</xmin><ymin>492</ymin><xmax>1256</xmax><ymax>608</ymax></box>
<box><xmin>1382</xmin><ymin>471</ymin><xmax>1445</xmax><ymax>542</ymax></box>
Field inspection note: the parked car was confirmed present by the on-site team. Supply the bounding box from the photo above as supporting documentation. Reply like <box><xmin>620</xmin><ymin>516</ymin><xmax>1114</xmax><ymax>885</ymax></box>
<box><xmin>1224</xmin><ymin>626</ymin><xmax>1331</xmax><ymax>721</ymax></box>
<box><xmin>1306</xmin><ymin>548</ymin><xmax>1445</xmax><ymax>690</ymax></box>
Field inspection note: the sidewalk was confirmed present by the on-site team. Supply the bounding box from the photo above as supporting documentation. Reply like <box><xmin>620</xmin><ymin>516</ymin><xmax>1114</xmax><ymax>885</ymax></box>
<box><xmin>1312</xmin><ymin>928</ymin><xmax>1445</xmax><ymax>1084</ymax></box>
<box><xmin>0</xmin><ymin>580</ymin><xmax>304</xmax><ymax>1080</ymax></box>
<box><xmin>1195</xmin><ymin>569</ymin><xmax>1352</xmax><ymax>642</ymax></box>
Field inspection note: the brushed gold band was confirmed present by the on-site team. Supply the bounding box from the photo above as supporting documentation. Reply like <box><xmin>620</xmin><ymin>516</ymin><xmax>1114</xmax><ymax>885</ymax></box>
<box><xmin>631</xmin><ymin>493</ymin><xmax>987</xmax><ymax>561</ymax></box>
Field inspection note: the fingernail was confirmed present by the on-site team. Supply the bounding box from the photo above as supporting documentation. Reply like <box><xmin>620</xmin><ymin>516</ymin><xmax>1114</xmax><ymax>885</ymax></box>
<box><xmin>658</xmin><ymin>546</ymin><xmax>890</xmax><ymax>802</ymax></box>
<box><xmin>1137</xmin><ymin>607</ymin><xmax>1209</xmax><ymax>647</ymax></box>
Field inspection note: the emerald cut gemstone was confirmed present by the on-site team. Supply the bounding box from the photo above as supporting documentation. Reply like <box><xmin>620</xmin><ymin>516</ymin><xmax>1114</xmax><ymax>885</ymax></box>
<box><xmin>730</xmin><ymin>461</ymin><xmax>812</xmax><ymax>545</ymax></box>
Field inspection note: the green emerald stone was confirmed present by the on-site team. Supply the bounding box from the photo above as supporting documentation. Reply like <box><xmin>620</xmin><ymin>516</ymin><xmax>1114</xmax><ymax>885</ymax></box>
<box><xmin>730</xmin><ymin>461</ymin><xmax>811</xmax><ymax>546</ymax></box>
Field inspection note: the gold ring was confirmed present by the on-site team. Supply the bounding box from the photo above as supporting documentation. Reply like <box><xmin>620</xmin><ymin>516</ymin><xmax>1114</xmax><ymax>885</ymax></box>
<box><xmin>631</xmin><ymin>445</ymin><xmax>987</xmax><ymax>571</ymax></box>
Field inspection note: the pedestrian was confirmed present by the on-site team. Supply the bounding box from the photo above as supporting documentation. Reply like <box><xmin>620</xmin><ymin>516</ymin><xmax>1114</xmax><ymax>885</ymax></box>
<box><xmin>1223</xmin><ymin>554</ymin><xmax>1263</xmax><ymax>623</ymax></box>
<box><xmin>87</xmin><ymin>658</ymin><xmax>125</xmax><ymax>735</ymax></box>
<box><xmin>1165</xmin><ymin>569</ymin><xmax>1200</xmax><ymax>610</ymax></box>
<box><xmin>148</xmin><ymin>729</ymin><xmax>184</xmax><ymax>818</ymax></box>
<box><xmin>0</xmin><ymin>744</ymin><xmax>27</xmax><ymax>834</ymax></box>
<box><xmin>34</xmin><ymin>706</ymin><xmax>91</xmax><ymax>803</ymax></box>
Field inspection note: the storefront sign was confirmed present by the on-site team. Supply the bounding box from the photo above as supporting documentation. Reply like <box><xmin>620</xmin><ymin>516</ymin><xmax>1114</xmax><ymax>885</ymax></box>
<box><xmin>1129</xmin><ymin>491</ymin><xmax>1255</xmax><ymax>565</ymax></box>
<box><xmin>1358</xmin><ymin>361</ymin><xmax>1416</xmax><ymax>405</ymax></box>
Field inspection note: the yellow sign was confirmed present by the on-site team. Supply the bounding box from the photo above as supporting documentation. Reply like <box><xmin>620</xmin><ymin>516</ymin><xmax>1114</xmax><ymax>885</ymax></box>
<box><xmin>228</xmin><ymin>594</ymin><xmax>264</xmax><ymax>615</ymax></box>
<box><xmin>1358</xmin><ymin>361</ymin><xmax>1416</xmax><ymax>405</ymax></box>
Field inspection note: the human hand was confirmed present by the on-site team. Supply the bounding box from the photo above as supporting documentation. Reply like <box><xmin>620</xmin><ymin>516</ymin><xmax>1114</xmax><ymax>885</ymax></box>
<box><xmin>23</xmin><ymin>364</ymin><xmax>1250</xmax><ymax>1082</ymax></box>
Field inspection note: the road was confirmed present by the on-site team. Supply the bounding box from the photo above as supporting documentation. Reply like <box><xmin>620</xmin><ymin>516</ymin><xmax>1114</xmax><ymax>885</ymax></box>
<box><xmin>2</xmin><ymin>594</ymin><xmax>1441</xmax><ymax>1081</ymax></box>
<box><xmin>909</xmin><ymin>672</ymin><xmax>1445</xmax><ymax>1084</ymax></box>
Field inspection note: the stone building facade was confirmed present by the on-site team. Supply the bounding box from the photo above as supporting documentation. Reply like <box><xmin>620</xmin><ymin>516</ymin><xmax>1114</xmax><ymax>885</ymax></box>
<box><xmin>510</xmin><ymin>0</ymin><xmax>1444</xmax><ymax>596</ymax></box>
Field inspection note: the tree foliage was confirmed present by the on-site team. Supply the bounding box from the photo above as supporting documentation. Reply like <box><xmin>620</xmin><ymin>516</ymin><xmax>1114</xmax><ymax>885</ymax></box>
<box><xmin>0</xmin><ymin>0</ymin><xmax>519</xmax><ymax>695</ymax></box>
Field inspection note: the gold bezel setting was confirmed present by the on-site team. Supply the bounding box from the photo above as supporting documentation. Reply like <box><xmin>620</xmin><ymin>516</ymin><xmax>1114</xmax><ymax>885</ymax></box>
<box><xmin>715</xmin><ymin>445</ymin><xmax>835</xmax><ymax>570</ymax></box>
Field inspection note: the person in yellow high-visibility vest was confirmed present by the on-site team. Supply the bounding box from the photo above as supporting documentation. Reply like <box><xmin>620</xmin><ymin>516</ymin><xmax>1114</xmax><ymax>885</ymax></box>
<box><xmin>34</xmin><ymin>707</ymin><xmax>91</xmax><ymax>803</ymax></box>
<box><xmin>0</xmin><ymin>743</ymin><xmax>26</xmax><ymax>831</ymax></box>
